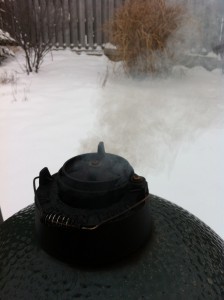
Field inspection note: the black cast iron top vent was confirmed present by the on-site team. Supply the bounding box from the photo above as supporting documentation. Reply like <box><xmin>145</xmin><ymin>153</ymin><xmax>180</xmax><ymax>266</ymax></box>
<box><xmin>34</xmin><ymin>142</ymin><xmax>151</xmax><ymax>264</ymax></box>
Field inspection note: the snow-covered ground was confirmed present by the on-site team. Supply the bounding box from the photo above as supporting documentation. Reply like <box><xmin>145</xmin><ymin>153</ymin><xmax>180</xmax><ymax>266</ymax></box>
<box><xmin>0</xmin><ymin>49</ymin><xmax>223</xmax><ymax>239</ymax></box>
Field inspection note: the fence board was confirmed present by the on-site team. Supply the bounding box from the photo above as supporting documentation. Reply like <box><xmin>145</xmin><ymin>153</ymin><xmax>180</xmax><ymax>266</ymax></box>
<box><xmin>39</xmin><ymin>0</ymin><xmax>48</xmax><ymax>44</ymax></box>
<box><xmin>46</xmin><ymin>0</ymin><xmax>55</xmax><ymax>45</ymax></box>
<box><xmin>54</xmin><ymin>0</ymin><xmax>63</xmax><ymax>47</ymax></box>
<box><xmin>102</xmin><ymin>0</ymin><xmax>109</xmax><ymax>43</ymax></box>
<box><xmin>95</xmin><ymin>0</ymin><xmax>102</xmax><ymax>45</ymax></box>
<box><xmin>86</xmin><ymin>0</ymin><xmax>94</xmax><ymax>47</ymax></box>
<box><xmin>12</xmin><ymin>0</ymin><xmax>19</xmax><ymax>40</ymax></box>
<box><xmin>108</xmin><ymin>0</ymin><xmax>114</xmax><ymax>41</ymax></box>
<box><xmin>13</xmin><ymin>1</ymin><xmax>21</xmax><ymax>40</ymax></box>
<box><xmin>77</xmin><ymin>0</ymin><xmax>85</xmax><ymax>47</ymax></box>
<box><xmin>62</xmin><ymin>0</ymin><xmax>70</xmax><ymax>46</ymax></box>
<box><xmin>33</xmin><ymin>0</ymin><xmax>40</xmax><ymax>44</ymax></box>
<box><xmin>35</xmin><ymin>0</ymin><xmax>41</xmax><ymax>43</ymax></box>
<box><xmin>39</xmin><ymin>0</ymin><xmax>46</xmax><ymax>44</ymax></box>
<box><xmin>52</xmin><ymin>0</ymin><xmax>58</xmax><ymax>45</ymax></box>
<box><xmin>27</xmin><ymin>0</ymin><xmax>34</xmax><ymax>44</ymax></box>
<box><xmin>115</xmin><ymin>0</ymin><xmax>122</xmax><ymax>10</ymax></box>
<box><xmin>68</xmin><ymin>0</ymin><xmax>78</xmax><ymax>47</ymax></box>
<box><xmin>108</xmin><ymin>0</ymin><xmax>114</xmax><ymax>21</ymax></box>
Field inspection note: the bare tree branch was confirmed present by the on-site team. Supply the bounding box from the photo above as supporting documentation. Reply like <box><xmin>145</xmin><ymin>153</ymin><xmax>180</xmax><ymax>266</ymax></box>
<box><xmin>0</xmin><ymin>0</ymin><xmax>57</xmax><ymax>73</ymax></box>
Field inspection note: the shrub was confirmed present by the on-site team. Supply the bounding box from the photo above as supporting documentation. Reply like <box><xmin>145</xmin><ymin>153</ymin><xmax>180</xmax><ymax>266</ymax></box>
<box><xmin>107</xmin><ymin>0</ymin><xmax>186</xmax><ymax>76</ymax></box>
<box><xmin>0</xmin><ymin>0</ymin><xmax>54</xmax><ymax>74</ymax></box>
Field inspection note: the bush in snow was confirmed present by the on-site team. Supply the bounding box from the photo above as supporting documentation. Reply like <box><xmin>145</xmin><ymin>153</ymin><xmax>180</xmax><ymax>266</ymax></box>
<box><xmin>0</xmin><ymin>0</ymin><xmax>53</xmax><ymax>74</ymax></box>
<box><xmin>0</xmin><ymin>29</ymin><xmax>15</xmax><ymax>63</ymax></box>
<box><xmin>107</xmin><ymin>0</ymin><xmax>186</xmax><ymax>76</ymax></box>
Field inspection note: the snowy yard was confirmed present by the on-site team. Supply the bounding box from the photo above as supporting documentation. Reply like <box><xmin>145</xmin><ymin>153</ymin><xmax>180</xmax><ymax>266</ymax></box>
<box><xmin>0</xmin><ymin>49</ymin><xmax>223</xmax><ymax>239</ymax></box>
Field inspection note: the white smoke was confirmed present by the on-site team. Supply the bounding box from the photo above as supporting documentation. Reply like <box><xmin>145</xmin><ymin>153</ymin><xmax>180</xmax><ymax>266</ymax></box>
<box><xmin>80</xmin><ymin>65</ymin><xmax>223</xmax><ymax>176</ymax></box>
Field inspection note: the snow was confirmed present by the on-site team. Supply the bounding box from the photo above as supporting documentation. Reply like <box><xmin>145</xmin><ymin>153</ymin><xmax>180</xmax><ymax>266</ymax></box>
<box><xmin>0</xmin><ymin>30</ymin><xmax>15</xmax><ymax>59</ymax></box>
<box><xmin>0</xmin><ymin>29</ymin><xmax>14</xmax><ymax>42</ymax></box>
<box><xmin>0</xmin><ymin>49</ymin><xmax>223</xmax><ymax>239</ymax></box>
<box><xmin>0</xmin><ymin>46</ymin><xmax>15</xmax><ymax>58</ymax></box>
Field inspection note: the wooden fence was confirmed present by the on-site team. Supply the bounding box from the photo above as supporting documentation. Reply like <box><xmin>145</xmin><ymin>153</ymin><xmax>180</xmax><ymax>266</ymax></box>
<box><xmin>17</xmin><ymin>0</ymin><xmax>126</xmax><ymax>48</ymax></box>
<box><xmin>0</xmin><ymin>0</ymin><xmax>222</xmax><ymax>49</ymax></box>
<box><xmin>33</xmin><ymin>0</ymin><xmax>126</xmax><ymax>48</ymax></box>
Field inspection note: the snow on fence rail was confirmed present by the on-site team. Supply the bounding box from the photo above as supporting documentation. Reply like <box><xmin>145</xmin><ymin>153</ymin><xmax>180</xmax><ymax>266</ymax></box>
<box><xmin>0</xmin><ymin>0</ymin><xmax>222</xmax><ymax>49</ymax></box>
